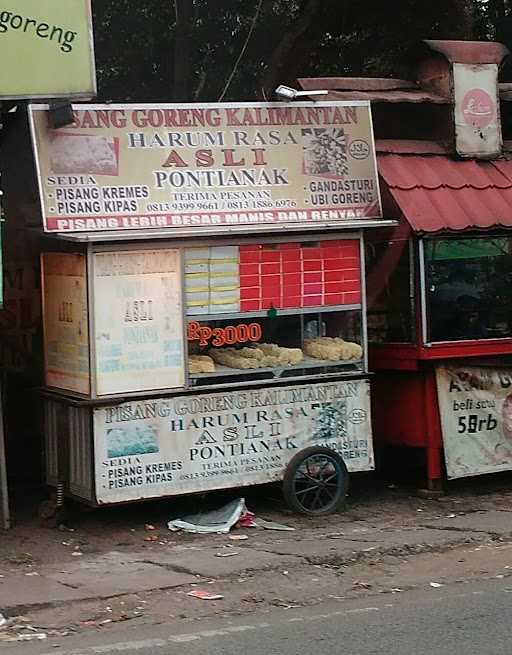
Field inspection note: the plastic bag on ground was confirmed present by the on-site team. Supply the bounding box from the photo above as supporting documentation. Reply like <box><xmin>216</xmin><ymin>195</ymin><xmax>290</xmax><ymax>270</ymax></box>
<box><xmin>168</xmin><ymin>498</ymin><xmax>247</xmax><ymax>534</ymax></box>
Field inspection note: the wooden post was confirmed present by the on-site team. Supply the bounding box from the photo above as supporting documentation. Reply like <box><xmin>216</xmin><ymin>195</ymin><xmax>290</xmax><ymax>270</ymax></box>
<box><xmin>0</xmin><ymin>384</ymin><xmax>10</xmax><ymax>530</ymax></box>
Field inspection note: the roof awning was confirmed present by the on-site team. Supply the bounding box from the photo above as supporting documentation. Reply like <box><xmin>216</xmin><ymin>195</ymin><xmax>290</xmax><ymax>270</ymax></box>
<box><xmin>378</xmin><ymin>153</ymin><xmax>512</xmax><ymax>233</ymax></box>
<box><xmin>43</xmin><ymin>219</ymin><xmax>397</xmax><ymax>243</ymax></box>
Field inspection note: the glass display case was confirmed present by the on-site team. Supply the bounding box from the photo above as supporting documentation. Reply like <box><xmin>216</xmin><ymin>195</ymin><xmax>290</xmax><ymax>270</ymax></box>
<box><xmin>41</xmin><ymin>234</ymin><xmax>367</xmax><ymax>399</ymax></box>
<box><xmin>424</xmin><ymin>237</ymin><xmax>512</xmax><ymax>343</ymax></box>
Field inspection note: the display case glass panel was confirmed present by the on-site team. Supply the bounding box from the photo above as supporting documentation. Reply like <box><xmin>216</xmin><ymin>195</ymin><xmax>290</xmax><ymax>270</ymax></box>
<box><xmin>365</xmin><ymin>238</ymin><xmax>415</xmax><ymax>343</ymax></box>
<box><xmin>187</xmin><ymin>309</ymin><xmax>363</xmax><ymax>383</ymax></box>
<box><xmin>425</xmin><ymin>237</ymin><xmax>512</xmax><ymax>342</ymax></box>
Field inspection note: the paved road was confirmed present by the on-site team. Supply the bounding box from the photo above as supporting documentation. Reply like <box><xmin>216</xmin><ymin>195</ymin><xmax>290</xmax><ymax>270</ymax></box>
<box><xmin>5</xmin><ymin>577</ymin><xmax>512</xmax><ymax>655</ymax></box>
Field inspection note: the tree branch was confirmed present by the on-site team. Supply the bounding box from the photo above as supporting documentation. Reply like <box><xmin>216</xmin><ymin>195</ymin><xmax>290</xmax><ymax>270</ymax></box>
<box><xmin>173</xmin><ymin>0</ymin><xmax>194</xmax><ymax>101</ymax></box>
<box><xmin>261</xmin><ymin>0</ymin><xmax>327</xmax><ymax>97</ymax></box>
<box><xmin>218</xmin><ymin>0</ymin><xmax>264</xmax><ymax>101</ymax></box>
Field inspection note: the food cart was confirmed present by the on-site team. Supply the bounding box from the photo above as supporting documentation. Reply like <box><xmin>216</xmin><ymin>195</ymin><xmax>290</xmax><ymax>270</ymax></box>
<box><xmin>26</xmin><ymin>100</ymin><xmax>391</xmax><ymax>515</ymax></box>
<box><xmin>357</xmin><ymin>40</ymin><xmax>512</xmax><ymax>488</ymax></box>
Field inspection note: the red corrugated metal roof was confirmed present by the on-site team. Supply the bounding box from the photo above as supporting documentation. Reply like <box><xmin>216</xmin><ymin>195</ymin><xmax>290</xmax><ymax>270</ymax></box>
<box><xmin>425</xmin><ymin>40</ymin><xmax>509</xmax><ymax>65</ymax></box>
<box><xmin>320</xmin><ymin>89</ymin><xmax>449</xmax><ymax>104</ymax></box>
<box><xmin>376</xmin><ymin>140</ymin><xmax>450</xmax><ymax>155</ymax></box>
<box><xmin>378</xmin><ymin>154</ymin><xmax>512</xmax><ymax>233</ymax></box>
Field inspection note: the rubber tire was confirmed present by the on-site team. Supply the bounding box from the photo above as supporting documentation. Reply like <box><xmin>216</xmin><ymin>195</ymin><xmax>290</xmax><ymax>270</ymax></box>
<box><xmin>282</xmin><ymin>446</ymin><xmax>349</xmax><ymax>516</ymax></box>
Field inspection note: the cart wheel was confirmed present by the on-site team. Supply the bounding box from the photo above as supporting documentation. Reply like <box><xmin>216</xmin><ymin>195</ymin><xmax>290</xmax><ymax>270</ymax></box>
<box><xmin>283</xmin><ymin>446</ymin><xmax>348</xmax><ymax>516</ymax></box>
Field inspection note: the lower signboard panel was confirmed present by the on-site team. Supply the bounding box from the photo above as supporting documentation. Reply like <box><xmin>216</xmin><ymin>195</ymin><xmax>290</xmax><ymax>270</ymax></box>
<box><xmin>436</xmin><ymin>365</ymin><xmax>512</xmax><ymax>479</ymax></box>
<box><xmin>93</xmin><ymin>379</ymin><xmax>374</xmax><ymax>503</ymax></box>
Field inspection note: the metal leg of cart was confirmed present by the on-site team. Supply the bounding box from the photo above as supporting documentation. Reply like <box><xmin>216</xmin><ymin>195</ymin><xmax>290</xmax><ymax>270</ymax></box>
<box><xmin>426</xmin><ymin>447</ymin><xmax>443</xmax><ymax>492</ymax></box>
<box><xmin>424</xmin><ymin>371</ymin><xmax>444</xmax><ymax>493</ymax></box>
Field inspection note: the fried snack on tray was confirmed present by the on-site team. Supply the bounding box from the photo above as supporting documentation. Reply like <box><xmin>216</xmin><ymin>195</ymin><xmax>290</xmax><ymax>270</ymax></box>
<box><xmin>209</xmin><ymin>348</ymin><xmax>261</xmax><ymax>369</ymax></box>
<box><xmin>257</xmin><ymin>343</ymin><xmax>303</xmax><ymax>365</ymax></box>
<box><xmin>209</xmin><ymin>343</ymin><xmax>303</xmax><ymax>369</ymax></box>
<box><xmin>188</xmin><ymin>355</ymin><xmax>216</xmax><ymax>374</ymax></box>
<box><xmin>304</xmin><ymin>337</ymin><xmax>362</xmax><ymax>361</ymax></box>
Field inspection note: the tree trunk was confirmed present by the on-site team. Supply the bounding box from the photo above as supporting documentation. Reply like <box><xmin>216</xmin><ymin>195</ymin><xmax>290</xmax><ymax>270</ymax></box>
<box><xmin>448</xmin><ymin>0</ymin><xmax>475</xmax><ymax>39</ymax></box>
<box><xmin>491</xmin><ymin>0</ymin><xmax>508</xmax><ymax>40</ymax></box>
<box><xmin>173</xmin><ymin>0</ymin><xmax>194</xmax><ymax>101</ymax></box>
<box><xmin>261</xmin><ymin>0</ymin><xmax>328</xmax><ymax>98</ymax></box>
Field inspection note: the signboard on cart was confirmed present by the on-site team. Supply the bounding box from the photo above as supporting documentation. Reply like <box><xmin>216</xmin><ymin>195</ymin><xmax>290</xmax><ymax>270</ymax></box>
<box><xmin>93</xmin><ymin>249</ymin><xmax>185</xmax><ymax>396</ymax></box>
<box><xmin>436</xmin><ymin>365</ymin><xmax>512</xmax><ymax>479</ymax></box>
<box><xmin>28</xmin><ymin>102</ymin><xmax>382</xmax><ymax>233</ymax></box>
<box><xmin>93</xmin><ymin>379</ymin><xmax>374</xmax><ymax>504</ymax></box>
<box><xmin>0</xmin><ymin>1</ymin><xmax>96</xmax><ymax>99</ymax></box>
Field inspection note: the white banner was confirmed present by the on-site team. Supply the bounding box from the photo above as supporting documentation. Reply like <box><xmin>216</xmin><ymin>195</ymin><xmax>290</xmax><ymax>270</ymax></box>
<box><xmin>453</xmin><ymin>63</ymin><xmax>502</xmax><ymax>158</ymax></box>
<box><xmin>436</xmin><ymin>365</ymin><xmax>512</xmax><ymax>479</ymax></box>
<box><xmin>93</xmin><ymin>379</ymin><xmax>374</xmax><ymax>504</ymax></box>
<box><xmin>93</xmin><ymin>249</ymin><xmax>184</xmax><ymax>395</ymax></box>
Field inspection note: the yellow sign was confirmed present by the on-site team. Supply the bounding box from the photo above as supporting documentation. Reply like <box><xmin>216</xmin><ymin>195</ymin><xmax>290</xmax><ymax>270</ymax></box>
<box><xmin>0</xmin><ymin>1</ymin><xmax>96</xmax><ymax>99</ymax></box>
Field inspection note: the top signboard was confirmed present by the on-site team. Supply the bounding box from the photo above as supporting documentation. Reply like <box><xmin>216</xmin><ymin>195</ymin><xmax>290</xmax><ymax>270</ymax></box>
<box><xmin>0</xmin><ymin>1</ymin><xmax>96</xmax><ymax>99</ymax></box>
<box><xmin>29</xmin><ymin>102</ymin><xmax>382</xmax><ymax>233</ymax></box>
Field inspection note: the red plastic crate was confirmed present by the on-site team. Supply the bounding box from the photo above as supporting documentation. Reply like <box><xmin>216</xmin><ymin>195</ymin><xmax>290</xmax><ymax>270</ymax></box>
<box><xmin>302</xmin><ymin>295</ymin><xmax>322</xmax><ymax>307</ymax></box>
<box><xmin>240</xmin><ymin>275</ymin><xmax>260</xmax><ymax>288</ymax></box>
<box><xmin>322</xmin><ymin>246</ymin><xmax>344</xmax><ymax>258</ymax></box>
<box><xmin>342</xmin><ymin>257</ymin><xmax>360</xmax><ymax>269</ymax></box>
<box><xmin>303</xmin><ymin>282</ymin><xmax>323</xmax><ymax>295</ymax></box>
<box><xmin>303</xmin><ymin>260</ymin><xmax>322</xmax><ymax>272</ymax></box>
<box><xmin>342</xmin><ymin>269</ymin><xmax>360</xmax><ymax>282</ymax></box>
<box><xmin>261</xmin><ymin>262</ymin><xmax>281</xmax><ymax>275</ymax></box>
<box><xmin>282</xmin><ymin>250</ymin><xmax>301</xmax><ymax>262</ymax></box>
<box><xmin>240</xmin><ymin>299</ymin><xmax>261</xmax><ymax>311</ymax></box>
<box><xmin>283</xmin><ymin>273</ymin><xmax>301</xmax><ymax>285</ymax></box>
<box><xmin>325</xmin><ymin>281</ymin><xmax>345</xmax><ymax>294</ymax></box>
<box><xmin>282</xmin><ymin>296</ymin><xmax>302</xmax><ymax>308</ymax></box>
<box><xmin>324</xmin><ymin>270</ymin><xmax>343</xmax><ymax>283</ymax></box>
<box><xmin>239</xmin><ymin>286</ymin><xmax>261</xmax><ymax>300</ymax></box>
<box><xmin>302</xmin><ymin>247</ymin><xmax>322</xmax><ymax>260</ymax></box>
<box><xmin>239</xmin><ymin>263</ymin><xmax>260</xmax><ymax>276</ymax></box>
<box><xmin>282</xmin><ymin>283</ymin><xmax>302</xmax><ymax>296</ymax></box>
<box><xmin>261</xmin><ymin>274</ymin><xmax>280</xmax><ymax>287</ymax></box>
<box><xmin>303</xmin><ymin>271</ymin><xmax>323</xmax><ymax>284</ymax></box>
<box><xmin>260</xmin><ymin>250</ymin><xmax>281</xmax><ymax>263</ymax></box>
<box><xmin>324</xmin><ymin>293</ymin><xmax>344</xmax><ymax>305</ymax></box>
<box><xmin>324</xmin><ymin>258</ymin><xmax>344</xmax><ymax>271</ymax></box>
<box><xmin>343</xmin><ymin>291</ymin><xmax>361</xmax><ymax>305</ymax></box>
<box><xmin>341</xmin><ymin>241</ymin><xmax>360</xmax><ymax>257</ymax></box>
<box><xmin>283</xmin><ymin>261</ymin><xmax>301</xmax><ymax>273</ymax></box>
<box><xmin>239</xmin><ymin>251</ymin><xmax>261</xmax><ymax>264</ymax></box>
<box><xmin>261</xmin><ymin>297</ymin><xmax>282</xmax><ymax>309</ymax></box>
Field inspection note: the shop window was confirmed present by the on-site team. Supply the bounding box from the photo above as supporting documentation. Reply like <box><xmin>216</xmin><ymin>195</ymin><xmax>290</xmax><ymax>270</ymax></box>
<box><xmin>365</xmin><ymin>239</ymin><xmax>414</xmax><ymax>343</ymax></box>
<box><xmin>425</xmin><ymin>237</ymin><xmax>512</xmax><ymax>342</ymax></box>
<box><xmin>187</xmin><ymin>309</ymin><xmax>363</xmax><ymax>383</ymax></box>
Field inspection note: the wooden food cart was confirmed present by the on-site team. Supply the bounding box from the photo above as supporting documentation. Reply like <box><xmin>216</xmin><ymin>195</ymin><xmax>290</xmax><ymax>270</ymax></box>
<box><xmin>26</xmin><ymin>100</ymin><xmax>391</xmax><ymax>514</ymax></box>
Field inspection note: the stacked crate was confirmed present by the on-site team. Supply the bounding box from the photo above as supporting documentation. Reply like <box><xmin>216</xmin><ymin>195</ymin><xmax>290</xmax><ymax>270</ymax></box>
<box><xmin>239</xmin><ymin>240</ymin><xmax>361</xmax><ymax>311</ymax></box>
<box><xmin>185</xmin><ymin>246</ymin><xmax>240</xmax><ymax>315</ymax></box>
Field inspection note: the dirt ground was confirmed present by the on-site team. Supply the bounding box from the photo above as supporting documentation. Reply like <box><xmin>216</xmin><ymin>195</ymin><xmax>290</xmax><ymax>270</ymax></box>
<box><xmin>1</xmin><ymin>472</ymin><xmax>512</xmax><ymax>568</ymax></box>
<box><xmin>1</xmin><ymin>474</ymin><xmax>512</xmax><ymax>641</ymax></box>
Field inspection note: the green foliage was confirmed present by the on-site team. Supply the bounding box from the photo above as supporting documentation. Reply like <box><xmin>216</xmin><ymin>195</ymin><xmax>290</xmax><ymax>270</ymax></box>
<box><xmin>91</xmin><ymin>0</ymin><xmax>504</xmax><ymax>103</ymax></box>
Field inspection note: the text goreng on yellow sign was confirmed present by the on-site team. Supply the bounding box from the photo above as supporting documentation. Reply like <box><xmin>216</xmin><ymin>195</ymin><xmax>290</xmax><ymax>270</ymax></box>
<box><xmin>0</xmin><ymin>0</ymin><xmax>96</xmax><ymax>99</ymax></box>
